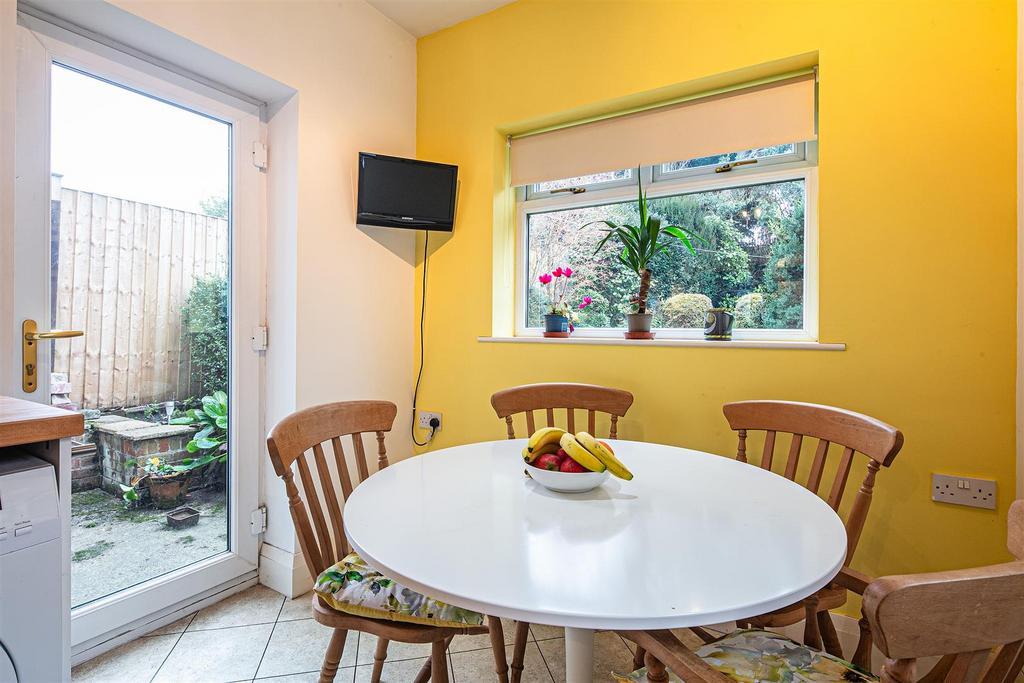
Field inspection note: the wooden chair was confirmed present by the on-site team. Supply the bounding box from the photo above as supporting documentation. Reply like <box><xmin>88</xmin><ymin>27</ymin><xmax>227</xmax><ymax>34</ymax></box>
<box><xmin>620</xmin><ymin>500</ymin><xmax>1024</xmax><ymax>683</ymax></box>
<box><xmin>718</xmin><ymin>400</ymin><xmax>903</xmax><ymax>658</ymax></box>
<box><xmin>490</xmin><ymin>382</ymin><xmax>634</xmax><ymax>439</ymax></box>
<box><xmin>267</xmin><ymin>400</ymin><xmax>511</xmax><ymax>683</ymax></box>
<box><xmin>490</xmin><ymin>382</ymin><xmax>634</xmax><ymax>682</ymax></box>
<box><xmin>631</xmin><ymin>400</ymin><xmax>903</xmax><ymax>670</ymax></box>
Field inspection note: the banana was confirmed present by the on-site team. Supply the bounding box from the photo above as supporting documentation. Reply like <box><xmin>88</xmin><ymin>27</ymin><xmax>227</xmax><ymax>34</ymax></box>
<box><xmin>522</xmin><ymin>442</ymin><xmax>559</xmax><ymax>463</ymax></box>
<box><xmin>527</xmin><ymin>427</ymin><xmax>566</xmax><ymax>453</ymax></box>
<box><xmin>559</xmin><ymin>433</ymin><xmax>606</xmax><ymax>472</ymax></box>
<box><xmin>576</xmin><ymin>432</ymin><xmax>633</xmax><ymax>480</ymax></box>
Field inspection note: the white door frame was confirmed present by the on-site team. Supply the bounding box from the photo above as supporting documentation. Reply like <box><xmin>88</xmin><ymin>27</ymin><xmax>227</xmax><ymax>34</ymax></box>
<box><xmin>13</xmin><ymin>20</ymin><xmax>266</xmax><ymax>650</ymax></box>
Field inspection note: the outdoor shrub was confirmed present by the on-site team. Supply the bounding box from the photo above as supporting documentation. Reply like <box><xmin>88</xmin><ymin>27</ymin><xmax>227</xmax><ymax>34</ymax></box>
<box><xmin>657</xmin><ymin>293</ymin><xmax>712</xmax><ymax>328</ymax></box>
<box><xmin>735</xmin><ymin>292</ymin><xmax>767</xmax><ymax>328</ymax></box>
<box><xmin>182</xmin><ymin>275</ymin><xmax>228</xmax><ymax>399</ymax></box>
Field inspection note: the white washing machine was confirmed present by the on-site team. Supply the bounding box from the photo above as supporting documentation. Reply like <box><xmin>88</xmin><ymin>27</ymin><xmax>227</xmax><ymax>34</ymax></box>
<box><xmin>0</xmin><ymin>453</ymin><xmax>62</xmax><ymax>683</ymax></box>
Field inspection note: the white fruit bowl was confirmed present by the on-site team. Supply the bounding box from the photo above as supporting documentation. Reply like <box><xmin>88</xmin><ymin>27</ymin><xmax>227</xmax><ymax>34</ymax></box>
<box><xmin>526</xmin><ymin>466</ymin><xmax>610</xmax><ymax>493</ymax></box>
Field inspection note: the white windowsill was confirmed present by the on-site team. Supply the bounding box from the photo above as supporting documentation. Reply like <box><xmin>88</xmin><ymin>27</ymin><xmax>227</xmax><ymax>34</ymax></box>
<box><xmin>478</xmin><ymin>336</ymin><xmax>846</xmax><ymax>351</ymax></box>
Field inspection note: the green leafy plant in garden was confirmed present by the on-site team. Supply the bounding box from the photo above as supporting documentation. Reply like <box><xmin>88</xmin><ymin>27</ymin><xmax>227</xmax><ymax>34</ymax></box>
<box><xmin>171</xmin><ymin>390</ymin><xmax>228</xmax><ymax>457</ymax></box>
<box><xmin>585</xmin><ymin>170</ymin><xmax>703</xmax><ymax>314</ymax></box>
<box><xmin>182</xmin><ymin>276</ymin><xmax>228</xmax><ymax>400</ymax></box>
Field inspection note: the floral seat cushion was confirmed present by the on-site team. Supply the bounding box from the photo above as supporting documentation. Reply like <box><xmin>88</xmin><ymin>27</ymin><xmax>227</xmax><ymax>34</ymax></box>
<box><xmin>612</xmin><ymin>629</ymin><xmax>877</xmax><ymax>683</ymax></box>
<box><xmin>314</xmin><ymin>552</ymin><xmax>485</xmax><ymax>629</ymax></box>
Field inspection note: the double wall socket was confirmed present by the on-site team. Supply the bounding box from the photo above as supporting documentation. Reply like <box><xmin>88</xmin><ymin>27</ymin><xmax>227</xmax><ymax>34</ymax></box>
<box><xmin>417</xmin><ymin>411</ymin><xmax>442</xmax><ymax>431</ymax></box>
<box><xmin>931</xmin><ymin>473</ymin><xmax>996</xmax><ymax>510</ymax></box>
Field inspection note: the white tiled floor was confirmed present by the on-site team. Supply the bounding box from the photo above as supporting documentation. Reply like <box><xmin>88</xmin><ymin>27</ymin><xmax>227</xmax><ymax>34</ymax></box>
<box><xmin>71</xmin><ymin>584</ymin><xmax>674</xmax><ymax>682</ymax></box>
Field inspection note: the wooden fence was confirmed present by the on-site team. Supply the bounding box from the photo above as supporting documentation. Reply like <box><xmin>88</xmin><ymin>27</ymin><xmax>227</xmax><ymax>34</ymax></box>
<box><xmin>52</xmin><ymin>186</ymin><xmax>228</xmax><ymax>410</ymax></box>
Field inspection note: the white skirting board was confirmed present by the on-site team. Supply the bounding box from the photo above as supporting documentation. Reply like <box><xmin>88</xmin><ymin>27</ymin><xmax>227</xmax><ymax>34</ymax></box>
<box><xmin>258</xmin><ymin>541</ymin><xmax>312</xmax><ymax>599</ymax></box>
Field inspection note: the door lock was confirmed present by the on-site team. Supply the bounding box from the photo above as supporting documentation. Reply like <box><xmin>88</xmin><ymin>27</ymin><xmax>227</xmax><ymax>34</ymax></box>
<box><xmin>22</xmin><ymin>320</ymin><xmax>83</xmax><ymax>393</ymax></box>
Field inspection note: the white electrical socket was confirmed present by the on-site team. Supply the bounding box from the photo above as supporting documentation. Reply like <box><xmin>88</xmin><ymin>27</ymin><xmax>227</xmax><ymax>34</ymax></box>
<box><xmin>417</xmin><ymin>411</ymin><xmax>442</xmax><ymax>431</ymax></box>
<box><xmin>931</xmin><ymin>473</ymin><xmax>996</xmax><ymax>510</ymax></box>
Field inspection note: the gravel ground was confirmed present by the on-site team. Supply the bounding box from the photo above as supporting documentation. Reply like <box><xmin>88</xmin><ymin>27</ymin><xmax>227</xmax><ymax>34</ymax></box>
<box><xmin>71</xmin><ymin>487</ymin><xmax>228</xmax><ymax>607</ymax></box>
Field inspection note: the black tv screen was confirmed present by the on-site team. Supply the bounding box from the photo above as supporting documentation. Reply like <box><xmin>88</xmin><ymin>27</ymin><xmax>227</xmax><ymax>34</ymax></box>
<box><xmin>357</xmin><ymin>153</ymin><xmax>458</xmax><ymax>231</ymax></box>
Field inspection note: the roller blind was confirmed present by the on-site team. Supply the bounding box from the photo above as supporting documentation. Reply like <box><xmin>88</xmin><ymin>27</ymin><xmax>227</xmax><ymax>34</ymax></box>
<box><xmin>510</xmin><ymin>73</ymin><xmax>816</xmax><ymax>188</ymax></box>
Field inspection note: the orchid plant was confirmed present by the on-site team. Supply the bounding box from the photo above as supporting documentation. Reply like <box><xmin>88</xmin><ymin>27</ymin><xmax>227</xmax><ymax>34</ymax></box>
<box><xmin>537</xmin><ymin>266</ymin><xmax>593</xmax><ymax>331</ymax></box>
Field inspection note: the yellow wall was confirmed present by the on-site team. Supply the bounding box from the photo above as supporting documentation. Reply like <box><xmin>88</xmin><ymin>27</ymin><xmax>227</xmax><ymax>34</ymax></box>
<box><xmin>415</xmin><ymin>0</ymin><xmax>1018</xmax><ymax>596</ymax></box>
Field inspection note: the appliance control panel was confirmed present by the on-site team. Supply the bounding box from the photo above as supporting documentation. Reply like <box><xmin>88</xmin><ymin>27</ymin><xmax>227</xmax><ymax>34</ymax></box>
<box><xmin>0</xmin><ymin>452</ymin><xmax>59</xmax><ymax>555</ymax></box>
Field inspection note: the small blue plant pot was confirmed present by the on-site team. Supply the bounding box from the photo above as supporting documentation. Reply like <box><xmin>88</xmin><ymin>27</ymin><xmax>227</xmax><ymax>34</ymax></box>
<box><xmin>543</xmin><ymin>314</ymin><xmax>569</xmax><ymax>336</ymax></box>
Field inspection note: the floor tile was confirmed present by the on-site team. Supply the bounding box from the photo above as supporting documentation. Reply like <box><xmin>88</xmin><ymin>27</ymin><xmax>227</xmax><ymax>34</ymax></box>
<box><xmin>256</xmin><ymin>670</ymin><xmax>354</xmax><ymax>683</ymax></box>
<box><xmin>530</xmin><ymin>622</ymin><xmax>565</xmax><ymax>641</ymax></box>
<box><xmin>256</xmin><ymin>618</ymin><xmax>358</xmax><ymax>679</ymax></box>
<box><xmin>357</xmin><ymin>634</ymin><xmax>435</xmax><ymax>665</ymax></box>
<box><xmin>152</xmin><ymin>623</ymin><xmax>273</xmax><ymax>683</ymax></box>
<box><xmin>449</xmin><ymin>618</ymin><xmax>523</xmax><ymax>653</ymax></box>
<box><xmin>278</xmin><ymin>591</ymin><xmax>313</xmax><ymax>621</ymax></box>
<box><xmin>145</xmin><ymin>614</ymin><xmax>195</xmax><ymax>636</ymax></box>
<box><xmin>188</xmin><ymin>585</ymin><xmax>285</xmax><ymax>631</ymax></box>
<box><xmin>72</xmin><ymin>634</ymin><xmax>178</xmax><ymax>683</ymax></box>
<box><xmin>353</xmin><ymin>656</ymin><xmax>451</xmax><ymax>682</ymax></box>
<box><xmin>536</xmin><ymin>632</ymin><xmax>634</xmax><ymax>683</ymax></box>
<box><xmin>451</xmin><ymin>642</ymin><xmax>553</xmax><ymax>683</ymax></box>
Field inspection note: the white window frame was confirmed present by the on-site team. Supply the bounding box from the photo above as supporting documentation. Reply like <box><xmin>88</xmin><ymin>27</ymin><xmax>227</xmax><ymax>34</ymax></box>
<box><xmin>515</xmin><ymin>160</ymin><xmax>818</xmax><ymax>341</ymax></box>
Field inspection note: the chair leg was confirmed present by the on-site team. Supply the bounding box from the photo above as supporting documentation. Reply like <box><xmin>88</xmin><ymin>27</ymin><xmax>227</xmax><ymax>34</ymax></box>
<box><xmin>802</xmin><ymin>596</ymin><xmax>823</xmax><ymax>650</ymax></box>
<box><xmin>644</xmin><ymin>650</ymin><xmax>670</xmax><ymax>682</ymax></box>
<box><xmin>510</xmin><ymin>621</ymin><xmax>530</xmax><ymax>683</ymax></box>
<box><xmin>414</xmin><ymin>636</ymin><xmax>453</xmax><ymax>683</ymax></box>
<box><xmin>487</xmin><ymin>616</ymin><xmax>510</xmax><ymax>683</ymax></box>
<box><xmin>371</xmin><ymin>637</ymin><xmax>389</xmax><ymax>683</ymax></box>
<box><xmin>319</xmin><ymin>629</ymin><xmax>348</xmax><ymax>683</ymax></box>
<box><xmin>413</xmin><ymin>656</ymin><xmax>432</xmax><ymax>683</ymax></box>
<box><xmin>818</xmin><ymin>611</ymin><xmax>843</xmax><ymax>657</ymax></box>
<box><xmin>852</xmin><ymin>616</ymin><xmax>873</xmax><ymax>671</ymax></box>
<box><xmin>431</xmin><ymin>639</ymin><xmax>450</xmax><ymax>683</ymax></box>
<box><xmin>689</xmin><ymin>626</ymin><xmax>718</xmax><ymax>644</ymax></box>
<box><xmin>632</xmin><ymin>645</ymin><xmax>647</xmax><ymax>671</ymax></box>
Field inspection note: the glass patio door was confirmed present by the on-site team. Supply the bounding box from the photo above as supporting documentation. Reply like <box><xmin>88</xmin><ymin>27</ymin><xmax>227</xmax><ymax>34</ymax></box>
<box><xmin>13</xmin><ymin>21</ymin><xmax>264</xmax><ymax>652</ymax></box>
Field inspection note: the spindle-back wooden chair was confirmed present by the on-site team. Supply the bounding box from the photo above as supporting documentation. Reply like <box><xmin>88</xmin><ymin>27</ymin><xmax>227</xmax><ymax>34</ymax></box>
<box><xmin>723</xmin><ymin>400</ymin><xmax>903</xmax><ymax>655</ymax></box>
<box><xmin>490</xmin><ymin>382</ymin><xmax>634</xmax><ymax>682</ymax></box>
<box><xmin>621</xmin><ymin>500</ymin><xmax>1024</xmax><ymax>683</ymax></box>
<box><xmin>490</xmin><ymin>382</ymin><xmax>634</xmax><ymax>439</ymax></box>
<box><xmin>267</xmin><ymin>400</ymin><xmax>511</xmax><ymax>683</ymax></box>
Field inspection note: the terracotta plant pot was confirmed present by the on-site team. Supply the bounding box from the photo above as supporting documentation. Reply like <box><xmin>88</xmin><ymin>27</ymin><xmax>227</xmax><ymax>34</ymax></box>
<box><xmin>149</xmin><ymin>475</ymin><xmax>189</xmax><ymax>509</ymax></box>
<box><xmin>625</xmin><ymin>313</ymin><xmax>654</xmax><ymax>340</ymax></box>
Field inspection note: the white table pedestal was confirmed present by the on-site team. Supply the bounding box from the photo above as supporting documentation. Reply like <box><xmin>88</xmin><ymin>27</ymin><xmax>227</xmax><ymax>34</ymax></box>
<box><xmin>565</xmin><ymin>627</ymin><xmax>595</xmax><ymax>683</ymax></box>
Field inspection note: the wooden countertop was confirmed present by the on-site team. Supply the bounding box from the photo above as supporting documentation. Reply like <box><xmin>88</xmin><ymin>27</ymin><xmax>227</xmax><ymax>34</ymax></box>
<box><xmin>0</xmin><ymin>396</ymin><xmax>84</xmax><ymax>448</ymax></box>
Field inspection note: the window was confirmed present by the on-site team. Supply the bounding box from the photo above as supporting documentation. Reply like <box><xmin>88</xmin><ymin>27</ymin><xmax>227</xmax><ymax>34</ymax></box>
<box><xmin>516</xmin><ymin>145</ymin><xmax>817</xmax><ymax>340</ymax></box>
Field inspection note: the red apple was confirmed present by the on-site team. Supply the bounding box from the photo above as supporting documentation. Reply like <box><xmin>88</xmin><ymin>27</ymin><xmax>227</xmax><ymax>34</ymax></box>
<box><xmin>559</xmin><ymin>457</ymin><xmax>588</xmax><ymax>473</ymax></box>
<box><xmin>534</xmin><ymin>453</ymin><xmax>562</xmax><ymax>471</ymax></box>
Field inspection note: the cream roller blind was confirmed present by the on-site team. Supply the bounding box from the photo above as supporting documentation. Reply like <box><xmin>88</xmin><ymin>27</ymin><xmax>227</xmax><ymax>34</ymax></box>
<box><xmin>510</xmin><ymin>74</ymin><xmax>816</xmax><ymax>188</ymax></box>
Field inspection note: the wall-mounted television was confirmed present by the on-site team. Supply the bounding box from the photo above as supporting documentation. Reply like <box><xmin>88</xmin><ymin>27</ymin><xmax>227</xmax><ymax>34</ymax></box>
<box><xmin>357</xmin><ymin>152</ymin><xmax>458</xmax><ymax>232</ymax></box>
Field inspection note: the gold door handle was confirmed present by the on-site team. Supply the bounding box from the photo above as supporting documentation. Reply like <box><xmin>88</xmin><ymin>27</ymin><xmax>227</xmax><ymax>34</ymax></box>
<box><xmin>25</xmin><ymin>329</ymin><xmax>84</xmax><ymax>341</ymax></box>
<box><xmin>22</xmin><ymin>320</ymin><xmax>84</xmax><ymax>393</ymax></box>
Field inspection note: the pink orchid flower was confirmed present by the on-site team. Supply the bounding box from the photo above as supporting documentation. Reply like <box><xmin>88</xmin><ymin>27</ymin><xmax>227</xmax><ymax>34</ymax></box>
<box><xmin>538</xmin><ymin>273</ymin><xmax>553</xmax><ymax>285</ymax></box>
<box><xmin>563</xmin><ymin>267</ymin><xmax>573</xmax><ymax>278</ymax></box>
<box><xmin>578</xmin><ymin>296</ymin><xmax>593</xmax><ymax>309</ymax></box>
<box><xmin>552</xmin><ymin>267</ymin><xmax>564</xmax><ymax>278</ymax></box>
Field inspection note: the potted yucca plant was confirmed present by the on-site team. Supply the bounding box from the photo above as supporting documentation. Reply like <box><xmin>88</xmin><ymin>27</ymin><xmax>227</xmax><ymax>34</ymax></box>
<box><xmin>584</xmin><ymin>170</ymin><xmax>703</xmax><ymax>338</ymax></box>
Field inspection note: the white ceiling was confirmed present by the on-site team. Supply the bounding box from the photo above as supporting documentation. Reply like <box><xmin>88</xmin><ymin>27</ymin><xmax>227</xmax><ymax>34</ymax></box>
<box><xmin>367</xmin><ymin>0</ymin><xmax>514</xmax><ymax>38</ymax></box>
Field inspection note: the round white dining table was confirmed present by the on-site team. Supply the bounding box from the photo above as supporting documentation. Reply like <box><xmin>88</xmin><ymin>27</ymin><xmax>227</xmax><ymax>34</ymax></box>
<box><xmin>343</xmin><ymin>439</ymin><xmax>847</xmax><ymax>683</ymax></box>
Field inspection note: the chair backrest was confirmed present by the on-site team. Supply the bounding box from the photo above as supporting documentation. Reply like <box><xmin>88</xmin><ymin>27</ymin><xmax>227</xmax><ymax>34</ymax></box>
<box><xmin>266</xmin><ymin>400</ymin><xmax>398</xmax><ymax>579</ymax></box>
<box><xmin>722</xmin><ymin>400</ymin><xmax>903</xmax><ymax>565</ymax></box>
<box><xmin>863</xmin><ymin>501</ymin><xmax>1024</xmax><ymax>683</ymax></box>
<box><xmin>490</xmin><ymin>382</ymin><xmax>634</xmax><ymax>439</ymax></box>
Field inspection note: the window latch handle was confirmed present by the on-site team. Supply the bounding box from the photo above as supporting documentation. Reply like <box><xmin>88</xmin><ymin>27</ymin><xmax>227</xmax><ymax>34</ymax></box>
<box><xmin>549</xmin><ymin>187</ymin><xmax>586</xmax><ymax>195</ymax></box>
<box><xmin>715</xmin><ymin>159</ymin><xmax>758</xmax><ymax>173</ymax></box>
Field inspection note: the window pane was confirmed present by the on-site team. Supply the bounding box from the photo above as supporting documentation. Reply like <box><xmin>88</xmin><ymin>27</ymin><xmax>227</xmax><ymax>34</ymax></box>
<box><xmin>526</xmin><ymin>179</ymin><xmax>805</xmax><ymax>330</ymax></box>
<box><xmin>662</xmin><ymin>144</ymin><xmax>796</xmax><ymax>173</ymax></box>
<box><xmin>533</xmin><ymin>168</ymin><xmax>631</xmax><ymax>193</ymax></box>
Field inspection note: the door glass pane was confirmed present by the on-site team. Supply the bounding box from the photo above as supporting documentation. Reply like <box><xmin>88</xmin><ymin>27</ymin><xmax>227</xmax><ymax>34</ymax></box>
<box><xmin>49</xmin><ymin>64</ymin><xmax>232</xmax><ymax>608</ymax></box>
